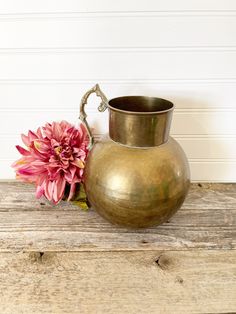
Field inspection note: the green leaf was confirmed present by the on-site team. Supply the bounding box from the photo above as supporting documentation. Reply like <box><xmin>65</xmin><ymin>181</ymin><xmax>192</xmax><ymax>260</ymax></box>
<box><xmin>71</xmin><ymin>183</ymin><xmax>90</xmax><ymax>210</ymax></box>
<box><xmin>72</xmin><ymin>199</ymin><xmax>89</xmax><ymax>210</ymax></box>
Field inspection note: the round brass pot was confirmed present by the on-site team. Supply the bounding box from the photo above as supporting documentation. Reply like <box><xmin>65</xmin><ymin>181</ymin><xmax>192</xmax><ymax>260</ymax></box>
<box><xmin>79</xmin><ymin>84</ymin><xmax>190</xmax><ymax>228</ymax></box>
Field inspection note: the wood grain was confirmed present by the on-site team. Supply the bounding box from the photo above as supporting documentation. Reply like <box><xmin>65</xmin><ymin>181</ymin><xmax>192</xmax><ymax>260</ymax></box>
<box><xmin>0</xmin><ymin>182</ymin><xmax>235</xmax><ymax>252</ymax></box>
<box><xmin>0</xmin><ymin>182</ymin><xmax>235</xmax><ymax>313</ymax></box>
<box><xmin>0</xmin><ymin>250</ymin><xmax>235</xmax><ymax>314</ymax></box>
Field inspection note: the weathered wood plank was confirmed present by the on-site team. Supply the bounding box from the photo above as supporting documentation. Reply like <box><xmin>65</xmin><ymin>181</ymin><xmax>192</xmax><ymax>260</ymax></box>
<box><xmin>0</xmin><ymin>182</ymin><xmax>235</xmax><ymax>313</ymax></box>
<box><xmin>0</xmin><ymin>182</ymin><xmax>235</xmax><ymax>252</ymax></box>
<box><xmin>1</xmin><ymin>182</ymin><xmax>235</xmax><ymax>211</ymax></box>
<box><xmin>0</xmin><ymin>250</ymin><xmax>235</xmax><ymax>314</ymax></box>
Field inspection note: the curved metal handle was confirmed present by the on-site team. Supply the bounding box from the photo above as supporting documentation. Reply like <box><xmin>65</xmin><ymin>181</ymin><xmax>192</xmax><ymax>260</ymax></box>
<box><xmin>79</xmin><ymin>84</ymin><xmax>108</xmax><ymax>149</ymax></box>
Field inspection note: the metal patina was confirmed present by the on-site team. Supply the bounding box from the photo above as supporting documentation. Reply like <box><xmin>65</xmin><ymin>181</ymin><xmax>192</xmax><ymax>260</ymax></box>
<box><xmin>79</xmin><ymin>84</ymin><xmax>190</xmax><ymax>228</ymax></box>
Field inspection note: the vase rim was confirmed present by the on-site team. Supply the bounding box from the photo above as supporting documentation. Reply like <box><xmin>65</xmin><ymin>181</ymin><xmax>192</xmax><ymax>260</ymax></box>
<box><xmin>108</xmin><ymin>95</ymin><xmax>175</xmax><ymax>115</ymax></box>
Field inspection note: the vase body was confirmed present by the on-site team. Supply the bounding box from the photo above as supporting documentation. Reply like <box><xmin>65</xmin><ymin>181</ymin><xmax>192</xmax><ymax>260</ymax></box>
<box><xmin>81</xmin><ymin>87</ymin><xmax>190</xmax><ymax>228</ymax></box>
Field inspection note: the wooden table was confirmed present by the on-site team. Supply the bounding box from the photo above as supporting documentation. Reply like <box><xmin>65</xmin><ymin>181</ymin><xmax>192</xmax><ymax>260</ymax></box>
<box><xmin>0</xmin><ymin>182</ymin><xmax>235</xmax><ymax>313</ymax></box>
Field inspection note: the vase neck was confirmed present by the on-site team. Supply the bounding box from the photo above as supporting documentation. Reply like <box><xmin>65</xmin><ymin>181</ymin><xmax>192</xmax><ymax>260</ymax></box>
<box><xmin>108</xmin><ymin>96</ymin><xmax>174</xmax><ymax>148</ymax></box>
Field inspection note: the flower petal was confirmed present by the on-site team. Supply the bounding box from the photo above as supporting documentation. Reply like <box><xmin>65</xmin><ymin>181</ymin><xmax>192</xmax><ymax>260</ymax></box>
<box><xmin>36</xmin><ymin>185</ymin><xmax>45</xmax><ymax>199</ymax></box>
<box><xmin>28</xmin><ymin>130</ymin><xmax>38</xmax><ymax>141</ymax></box>
<box><xmin>16</xmin><ymin>145</ymin><xmax>30</xmax><ymax>156</ymax></box>
<box><xmin>53</xmin><ymin>176</ymin><xmax>66</xmax><ymax>204</ymax></box>
<box><xmin>72</xmin><ymin>158</ymin><xmax>85</xmax><ymax>169</ymax></box>
<box><xmin>44</xmin><ymin>180</ymin><xmax>54</xmax><ymax>202</ymax></box>
<box><xmin>36</xmin><ymin>127</ymin><xmax>43</xmax><ymax>138</ymax></box>
<box><xmin>52</xmin><ymin>122</ymin><xmax>62</xmax><ymax>141</ymax></box>
<box><xmin>21</xmin><ymin>134</ymin><xmax>30</xmax><ymax>146</ymax></box>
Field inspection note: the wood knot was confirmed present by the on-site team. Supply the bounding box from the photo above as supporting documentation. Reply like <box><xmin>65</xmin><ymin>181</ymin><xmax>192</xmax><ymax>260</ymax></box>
<box><xmin>29</xmin><ymin>252</ymin><xmax>44</xmax><ymax>263</ymax></box>
<box><xmin>155</xmin><ymin>254</ymin><xmax>172</xmax><ymax>270</ymax></box>
<box><xmin>175</xmin><ymin>275</ymin><xmax>184</xmax><ymax>284</ymax></box>
<box><xmin>29</xmin><ymin>252</ymin><xmax>55</xmax><ymax>264</ymax></box>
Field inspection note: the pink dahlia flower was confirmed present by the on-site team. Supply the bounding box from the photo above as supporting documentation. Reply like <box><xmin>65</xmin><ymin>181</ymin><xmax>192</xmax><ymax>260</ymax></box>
<box><xmin>12</xmin><ymin>121</ymin><xmax>89</xmax><ymax>204</ymax></box>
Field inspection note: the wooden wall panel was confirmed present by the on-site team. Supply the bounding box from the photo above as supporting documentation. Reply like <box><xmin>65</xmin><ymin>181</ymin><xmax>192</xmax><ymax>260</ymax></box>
<box><xmin>0</xmin><ymin>2</ymin><xmax>235</xmax><ymax>181</ymax></box>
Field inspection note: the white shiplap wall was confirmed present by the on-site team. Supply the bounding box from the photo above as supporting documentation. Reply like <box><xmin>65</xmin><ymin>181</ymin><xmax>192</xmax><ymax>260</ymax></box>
<box><xmin>0</xmin><ymin>0</ymin><xmax>236</xmax><ymax>181</ymax></box>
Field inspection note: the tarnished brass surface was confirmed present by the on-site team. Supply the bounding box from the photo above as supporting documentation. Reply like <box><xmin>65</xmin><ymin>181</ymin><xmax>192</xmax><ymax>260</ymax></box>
<box><xmin>79</xmin><ymin>84</ymin><xmax>108</xmax><ymax>148</ymax></box>
<box><xmin>108</xmin><ymin>96</ymin><xmax>174</xmax><ymax>147</ymax></box>
<box><xmin>80</xmin><ymin>84</ymin><xmax>190</xmax><ymax>228</ymax></box>
<box><xmin>84</xmin><ymin>136</ymin><xmax>190</xmax><ymax>228</ymax></box>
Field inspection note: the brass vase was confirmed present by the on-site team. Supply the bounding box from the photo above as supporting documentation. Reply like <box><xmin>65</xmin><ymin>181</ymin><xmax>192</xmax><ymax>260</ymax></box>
<box><xmin>79</xmin><ymin>84</ymin><xmax>190</xmax><ymax>228</ymax></box>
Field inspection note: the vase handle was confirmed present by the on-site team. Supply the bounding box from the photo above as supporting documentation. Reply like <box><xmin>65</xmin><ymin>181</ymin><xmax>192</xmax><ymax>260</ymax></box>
<box><xmin>79</xmin><ymin>84</ymin><xmax>108</xmax><ymax>149</ymax></box>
